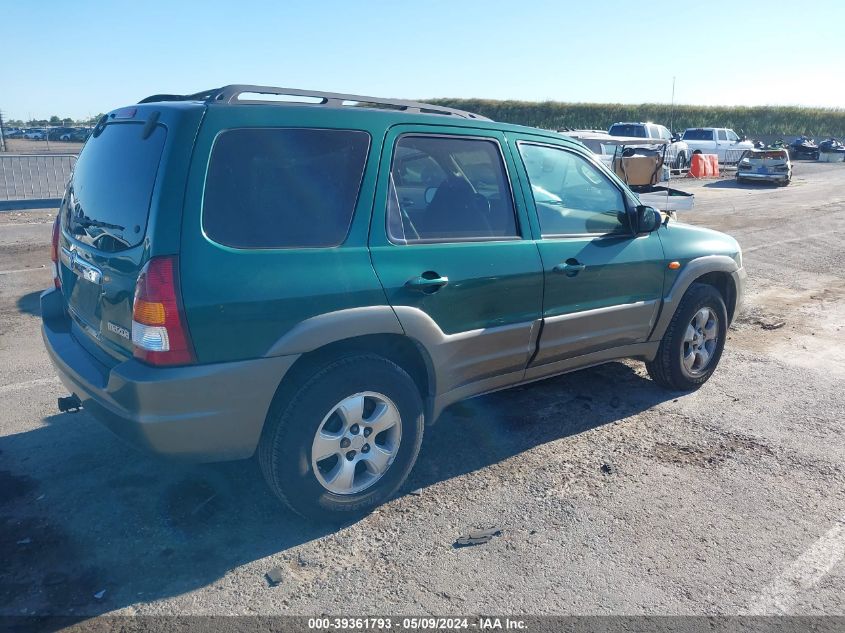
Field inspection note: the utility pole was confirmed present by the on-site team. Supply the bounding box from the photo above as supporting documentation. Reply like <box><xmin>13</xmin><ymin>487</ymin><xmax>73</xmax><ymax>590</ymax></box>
<box><xmin>669</xmin><ymin>76</ymin><xmax>676</xmax><ymax>134</ymax></box>
<box><xmin>0</xmin><ymin>109</ymin><xmax>6</xmax><ymax>152</ymax></box>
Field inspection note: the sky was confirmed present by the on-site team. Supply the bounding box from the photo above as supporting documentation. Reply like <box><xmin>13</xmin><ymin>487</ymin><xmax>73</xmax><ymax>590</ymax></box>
<box><xmin>2</xmin><ymin>0</ymin><xmax>844</xmax><ymax>121</ymax></box>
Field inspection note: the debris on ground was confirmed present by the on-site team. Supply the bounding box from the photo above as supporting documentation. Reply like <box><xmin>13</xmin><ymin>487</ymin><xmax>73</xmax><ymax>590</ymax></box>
<box><xmin>409</xmin><ymin>488</ymin><xmax>423</xmax><ymax>496</ymax></box>
<box><xmin>600</xmin><ymin>463</ymin><xmax>614</xmax><ymax>475</ymax></box>
<box><xmin>266</xmin><ymin>566</ymin><xmax>284</xmax><ymax>586</ymax></box>
<box><xmin>16</xmin><ymin>537</ymin><xmax>31</xmax><ymax>545</ymax></box>
<box><xmin>454</xmin><ymin>527</ymin><xmax>502</xmax><ymax>548</ymax></box>
<box><xmin>93</xmin><ymin>590</ymin><xmax>106</xmax><ymax>600</ymax></box>
<box><xmin>752</xmin><ymin>319</ymin><xmax>786</xmax><ymax>330</ymax></box>
<box><xmin>190</xmin><ymin>493</ymin><xmax>217</xmax><ymax>517</ymax></box>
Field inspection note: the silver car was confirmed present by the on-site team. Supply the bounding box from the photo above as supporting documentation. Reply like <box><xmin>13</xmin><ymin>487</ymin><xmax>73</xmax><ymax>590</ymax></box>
<box><xmin>736</xmin><ymin>149</ymin><xmax>792</xmax><ymax>186</ymax></box>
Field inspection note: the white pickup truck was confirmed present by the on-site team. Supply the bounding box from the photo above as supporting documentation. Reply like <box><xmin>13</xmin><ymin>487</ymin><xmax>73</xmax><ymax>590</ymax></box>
<box><xmin>681</xmin><ymin>128</ymin><xmax>755</xmax><ymax>164</ymax></box>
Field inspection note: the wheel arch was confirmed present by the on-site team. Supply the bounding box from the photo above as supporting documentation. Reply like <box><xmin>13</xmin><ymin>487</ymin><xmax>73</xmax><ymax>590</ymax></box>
<box><xmin>265</xmin><ymin>332</ymin><xmax>437</xmax><ymax>434</ymax></box>
<box><xmin>693</xmin><ymin>271</ymin><xmax>738</xmax><ymax>323</ymax></box>
<box><xmin>650</xmin><ymin>255</ymin><xmax>740</xmax><ymax>342</ymax></box>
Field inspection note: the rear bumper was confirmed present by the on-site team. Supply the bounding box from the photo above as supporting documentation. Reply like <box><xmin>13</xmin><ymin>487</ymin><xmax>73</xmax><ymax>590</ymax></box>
<box><xmin>737</xmin><ymin>171</ymin><xmax>790</xmax><ymax>181</ymax></box>
<box><xmin>40</xmin><ymin>288</ymin><xmax>297</xmax><ymax>462</ymax></box>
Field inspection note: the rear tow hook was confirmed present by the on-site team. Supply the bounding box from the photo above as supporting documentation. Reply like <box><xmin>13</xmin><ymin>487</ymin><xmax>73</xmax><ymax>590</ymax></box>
<box><xmin>58</xmin><ymin>395</ymin><xmax>82</xmax><ymax>413</ymax></box>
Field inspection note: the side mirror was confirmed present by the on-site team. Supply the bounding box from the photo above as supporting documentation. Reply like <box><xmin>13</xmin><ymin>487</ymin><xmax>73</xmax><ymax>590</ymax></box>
<box><xmin>635</xmin><ymin>205</ymin><xmax>661</xmax><ymax>233</ymax></box>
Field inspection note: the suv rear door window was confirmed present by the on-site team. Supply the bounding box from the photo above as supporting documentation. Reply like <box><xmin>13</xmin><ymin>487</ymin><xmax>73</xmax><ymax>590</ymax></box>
<box><xmin>203</xmin><ymin>128</ymin><xmax>370</xmax><ymax>248</ymax></box>
<box><xmin>66</xmin><ymin>122</ymin><xmax>166</xmax><ymax>252</ymax></box>
<box><xmin>387</xmin><ymin>135</ymin><xmax>518</xmax><ymax>243</ymax></box>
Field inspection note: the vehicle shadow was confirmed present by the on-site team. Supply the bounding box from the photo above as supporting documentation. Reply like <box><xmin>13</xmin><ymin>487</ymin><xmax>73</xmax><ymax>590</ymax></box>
<box><xmin>0</xmin><ymin>360</ymin><xmax>674</xmax><ymax>617</ymax></box>
<box><xmin>703</xmin><ymin>179</ymin><xmax>780</xmax><ymax>189</ymax></box>
<box><xmin>16</xmin><ymin>290</ymin><xmax>42</xmax><ymax>316</ymax></box>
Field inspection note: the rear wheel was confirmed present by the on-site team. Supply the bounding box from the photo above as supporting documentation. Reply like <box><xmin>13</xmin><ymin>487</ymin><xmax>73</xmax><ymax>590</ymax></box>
<box><xmin>646</xmin><ymin>283</ymin><xmax>728</xmax><ymax>391</ymax></box>
<box><xmin>258</xmin><ymin>354</ymin><xmax>424</xmax><ymax>521</ymax></box>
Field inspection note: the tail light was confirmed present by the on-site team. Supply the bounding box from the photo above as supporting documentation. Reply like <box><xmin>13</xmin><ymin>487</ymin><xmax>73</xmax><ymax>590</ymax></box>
<box><xmin>131</xmin><ymin>256</ymin><xmax>196</xmax><ymax>366</ymax></box>
<box><xmin>50</xmin><ymin>213</ymin><xmax>61</xmax><ymax>289</ymax></box>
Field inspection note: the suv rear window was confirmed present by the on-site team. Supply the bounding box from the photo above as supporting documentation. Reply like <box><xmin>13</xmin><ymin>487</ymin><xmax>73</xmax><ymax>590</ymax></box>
<box><xmin>203</xmin><ymin>128</ymin><xmax>370</xmax><ymax>248</ymax></box>
<box><xmin>66</xmin><ymin>122</ymin><xmax>166</xmax><ymax>252</ymax></box>
<box><xmin>608</xmin><ymin>124</ymin><xmax>647</xmax><ymax>138</ymax></box>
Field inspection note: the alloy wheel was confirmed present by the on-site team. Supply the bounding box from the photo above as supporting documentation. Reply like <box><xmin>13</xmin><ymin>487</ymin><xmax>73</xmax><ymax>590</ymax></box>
<box><xmin>310</xmin><ymin>391</ymin><xmax>402</xmax><ymax>495</ymax></box>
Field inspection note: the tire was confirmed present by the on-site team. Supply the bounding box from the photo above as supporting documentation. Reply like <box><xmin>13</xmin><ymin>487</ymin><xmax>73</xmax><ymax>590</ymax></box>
<box><xmin>646</xmin><ymin>283</ymin><xmax>728</xmax><ymax>391</ymax></box>
<box><xmin>258</xmin><ymin>354</ymin><xmax>425</xmax><ymax>522</ymax></box>
<box><xmin>676</xmin><ymin>152</ymin><xmax>687</xmax><ymax>170</ymax></box>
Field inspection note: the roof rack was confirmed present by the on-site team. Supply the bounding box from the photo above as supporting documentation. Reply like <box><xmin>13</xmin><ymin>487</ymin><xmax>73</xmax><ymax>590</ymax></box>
<box><xmin>138</xmin><ymin>85</ymin><xmax>490</xmax><ymax>120</ymax></box>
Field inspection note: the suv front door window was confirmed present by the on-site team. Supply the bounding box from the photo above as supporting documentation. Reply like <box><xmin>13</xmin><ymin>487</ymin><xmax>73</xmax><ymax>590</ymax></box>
<box><xmin>515</xmin><ymin>141</ymin><xmax>666</xmax><ymax>366</ymax></box>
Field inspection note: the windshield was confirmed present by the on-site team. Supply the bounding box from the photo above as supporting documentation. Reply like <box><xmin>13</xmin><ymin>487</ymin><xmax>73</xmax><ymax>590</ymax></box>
<box><xmin>748</xmin><ymin>150</ymin><xmax>789</xmax><ymax>160</ymax></box>
<box><xmin>608</xmin><ymin>124</ymin><xmax>647</xmax><ymax>138</ymax></box>
<box><xmin>683</xmin><ymin>129</ymin><xmax>714</xmax><ymax>141</ymax></box>
<box><xmin>64</xmin><ymin>122</ymin><xmax>166</xmax><ymax>252</ymax></box>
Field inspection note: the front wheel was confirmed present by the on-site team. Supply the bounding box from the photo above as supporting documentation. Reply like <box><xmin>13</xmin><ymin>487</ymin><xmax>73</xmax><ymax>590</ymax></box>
<box><xmin>258</xmin><ymin>354</ymin><xmax>425</xmax><ymax>521</ymax></box>
<box><xmin>646</xmin><ymin>283</ymin><xmax>728</xmax><ymax>390</ymax></box>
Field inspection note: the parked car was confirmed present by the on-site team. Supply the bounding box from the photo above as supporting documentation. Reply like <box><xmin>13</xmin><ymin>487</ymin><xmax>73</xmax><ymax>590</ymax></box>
<box><xmin>23</xmin><ymin>129</ymin><xmax>46</xmax><ymax>140</ymax></box>
<box><xmin>48</xmin><ymin>127</ymin><xmax>74</xmax><ymax>141</ymax></box>
<box><xmin>736</xmin><ymin>149</ymin><xmax>792</xmax><ymax>185</ymax></box>
<box><xmin>42</xmin><ymin>85</ymin><xmax>745</xmax><ymax>520</ymax></box>
<box><xmin>69</xmin><ymin>128</ymin><xmax>91</xmax><ymax>142</ymax></box>
<box><xmin>681</xmin><ymin>128</ymin><xmax>754</xmax><ymax>164</ymax></box>
<box><xmin>4</xmin><ymin>128</ymin><xmax>24</xmax><ymax>138</ymax></box>
<box><xmin>608</xmin><ymin>122</ymin><xmax>690</xmax><ymax>170</ymax></box>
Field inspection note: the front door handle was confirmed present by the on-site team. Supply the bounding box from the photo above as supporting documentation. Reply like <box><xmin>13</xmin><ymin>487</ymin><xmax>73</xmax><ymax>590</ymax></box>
<box><xmin>554</xmin><ymin>260</ymin><xmax>586</xmax><ymax>276</ymax></box>
<box><xmin>405</xmin><ymin>273</ymin><xmax>449</xmax><ymax>293</ymax></box>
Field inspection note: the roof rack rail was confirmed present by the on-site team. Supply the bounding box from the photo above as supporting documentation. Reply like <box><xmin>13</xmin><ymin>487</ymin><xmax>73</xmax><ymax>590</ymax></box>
<box><xmin>138</xmin><ymin>85</ymin><xmax>490</xmax><ymax>120</ymax></box>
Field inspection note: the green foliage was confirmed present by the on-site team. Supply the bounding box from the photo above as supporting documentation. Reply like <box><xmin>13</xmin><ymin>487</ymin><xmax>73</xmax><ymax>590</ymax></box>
<box><xmin>428</xmin><ymin>99</ymin><xmax>845</xmax><ymax>138</ymax></box>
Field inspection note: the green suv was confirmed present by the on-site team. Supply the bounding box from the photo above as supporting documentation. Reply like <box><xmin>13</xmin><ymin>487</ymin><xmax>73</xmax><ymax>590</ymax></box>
<box><xmin>41</xmin><ymin>85</ymin><xmax>745</xmax><ymax>520</ymax></box>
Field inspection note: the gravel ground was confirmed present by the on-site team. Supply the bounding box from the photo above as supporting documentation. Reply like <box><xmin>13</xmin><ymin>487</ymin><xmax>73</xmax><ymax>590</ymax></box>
<box><xmin>0</xmin><ymin>163</ymin><xmax>843</xmax><ymax>618</ymax></box>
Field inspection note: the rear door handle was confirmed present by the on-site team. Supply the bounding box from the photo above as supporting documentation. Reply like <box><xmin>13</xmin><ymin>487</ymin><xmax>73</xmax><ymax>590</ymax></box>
<box><xmin>405</xmin><ymin>273</ymin><xmax>449</xmax><ymax>293</ymax></box>
<box><xmin>553</xmin><ymin>260</ymin><xmax>586</xmax><ymax>276</ymax></box>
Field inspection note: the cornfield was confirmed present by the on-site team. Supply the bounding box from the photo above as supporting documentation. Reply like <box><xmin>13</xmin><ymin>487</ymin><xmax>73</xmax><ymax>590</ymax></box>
<box><xmin>427</xmin><ymin>99</ymin><xmax>845</xmax><ymax>139</ymax></box>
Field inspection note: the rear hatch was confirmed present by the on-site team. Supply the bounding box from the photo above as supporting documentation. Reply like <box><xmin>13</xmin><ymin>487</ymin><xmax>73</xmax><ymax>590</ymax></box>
<box><xmin>57</xmin><ymin>106</ymin><xmax>198</xmax><ymax>361</ymax></box>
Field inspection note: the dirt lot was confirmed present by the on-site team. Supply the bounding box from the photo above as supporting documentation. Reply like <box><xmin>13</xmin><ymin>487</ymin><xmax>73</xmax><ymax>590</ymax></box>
<box><xmin>1</xmin><ymin>162</ymin><xmax>843</xmax><ymax>618</ymax></box>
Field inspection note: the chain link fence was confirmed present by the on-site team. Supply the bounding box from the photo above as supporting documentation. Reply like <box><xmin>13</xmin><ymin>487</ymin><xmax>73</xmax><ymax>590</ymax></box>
<box><xmin>0</xmin><ymin>154</ymin><xmax>76</xmax><ymax>210</ymax></box>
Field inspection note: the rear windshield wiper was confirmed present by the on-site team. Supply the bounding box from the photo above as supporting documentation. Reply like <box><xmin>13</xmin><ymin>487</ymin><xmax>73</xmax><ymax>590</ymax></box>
<box><xmin>75</xmin><ymin>217</ymin><xmax>125</xmax><ymax>231</ymax></box>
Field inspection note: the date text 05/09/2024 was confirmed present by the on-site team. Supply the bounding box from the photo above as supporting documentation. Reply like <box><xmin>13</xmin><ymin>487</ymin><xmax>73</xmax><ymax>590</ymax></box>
<box><xmin>307</xmin><ymin>617</ymin><xmax>528</xmax><ymax>630</ymax></box>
